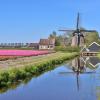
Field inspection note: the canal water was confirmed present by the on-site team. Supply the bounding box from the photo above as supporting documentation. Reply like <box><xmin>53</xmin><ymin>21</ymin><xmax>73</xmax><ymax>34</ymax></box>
<box><xmin>0</xmin><ymin>57</ymin><xmax>100</xmax><ymax>100</ymax></box>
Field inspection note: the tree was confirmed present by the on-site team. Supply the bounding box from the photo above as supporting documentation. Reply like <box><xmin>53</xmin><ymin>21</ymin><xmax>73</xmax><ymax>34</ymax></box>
<box><xmin>77</xmin><ymin>27</ymin><xmax>100</xmax><ymax>45</ymax></box>
<box><xmin>85</xmin><ymin>32</ymin><xmax>100</xmax><ymax>46</ymax></box>
<box><xmin>49</xmin><ymin>31</ymin><xmax>71</xmax><ymax>47</ymax></box>
<box><xmin>49</xmin><ymin>31</ymin><xmax>57</xmax><ymax>38</ymax></box>
<box><xmin>55</xmin><ymin>35</ymin><xmax>62</xmax><ymax>46</ymax></box>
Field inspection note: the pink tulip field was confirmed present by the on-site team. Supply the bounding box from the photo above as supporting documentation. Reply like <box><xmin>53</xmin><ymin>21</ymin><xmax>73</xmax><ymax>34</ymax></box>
<box><xmin>0</xmin><ymin>50</ymin><xmax>49</xmax><ymax>56</ymax></box>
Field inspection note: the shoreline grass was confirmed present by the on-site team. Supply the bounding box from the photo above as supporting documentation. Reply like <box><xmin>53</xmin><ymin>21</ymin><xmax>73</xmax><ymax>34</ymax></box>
<box><xmin>0</xmin><ymin>52</ymin><xmax>79</xmax><ymax>88</ymax></box>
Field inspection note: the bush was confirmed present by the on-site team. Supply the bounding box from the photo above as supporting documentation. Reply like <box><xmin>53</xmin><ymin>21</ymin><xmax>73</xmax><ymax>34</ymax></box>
<box><xmin>0</xmin><ymin>72</ymin><xmax>9</xmax><ymax>82</ymax></box>
<box><xmin>8</xmin><ymin>68</ymin><xmax>27</xmax><ymax>82</ymax></box>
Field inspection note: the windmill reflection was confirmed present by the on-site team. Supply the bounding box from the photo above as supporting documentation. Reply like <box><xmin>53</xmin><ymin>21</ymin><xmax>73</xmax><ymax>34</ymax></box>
<box><xmin>71</xmin><ymin>56</ymin><xmax>100</xmax><ymax>74</ymax></box>
<box><xmin>72</xmin><ymin>57</ymin><xmax>86</xmax><ymax>74</ymax></box>
<box><xmin>60</xmin><ymin>57</ymin><xmax>100</xmax><ymax>91</ymax></box>
<box><xmin>72</xmin><ymin>57</ymin><xmax>100</xmax><ymax>90</ymax></box>
<box><xmin>71</xmin><ymin>57</ymin><xmax>86</xmax><ymax>91</ymax></box>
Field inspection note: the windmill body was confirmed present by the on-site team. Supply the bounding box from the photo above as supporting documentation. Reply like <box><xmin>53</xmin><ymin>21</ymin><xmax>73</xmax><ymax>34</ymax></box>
<box><xmin>71</xmin><ymin>33</ymin><xmax>78</xmax><ymax>47</ymax></box>
<box><xmin>71</xmin><ymin>32</ymin><xmax>85</xmax><ymax>47</ymax></box>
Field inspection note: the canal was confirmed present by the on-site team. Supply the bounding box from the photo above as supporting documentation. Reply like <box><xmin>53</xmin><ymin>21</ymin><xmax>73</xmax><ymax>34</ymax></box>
<box><xmin>0</xmin><ymin>56</ymin><xmax>100</xmax><ymax>100</ymax></box>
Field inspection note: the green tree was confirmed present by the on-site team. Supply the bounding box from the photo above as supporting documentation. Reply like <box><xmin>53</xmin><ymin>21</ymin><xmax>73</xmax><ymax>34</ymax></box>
<box><xmin>55</xmin><ymin>35</ymin><xmax>62</xmax><ymax>46</ymax></box>
<box><xmin>49</xmin><ymin>31</ymin><xmax>61</xmax><ymax>46</ymax></box>
<box><xmin>49</xmin><ymin>31</ymin><xmax>57</xmax><ymax>38</ymax></box>
<box><xmin>85</xmin><ymin>32</ymin><xmax>100</xmax><ymax>45</ymax></box>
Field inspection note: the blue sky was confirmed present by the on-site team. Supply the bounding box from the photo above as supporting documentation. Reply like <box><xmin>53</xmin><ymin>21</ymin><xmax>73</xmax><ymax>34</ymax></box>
<box><xmin>0</xmin><ymin>0</ymin><xmax>100</xmax><ymax>43</ymax></box>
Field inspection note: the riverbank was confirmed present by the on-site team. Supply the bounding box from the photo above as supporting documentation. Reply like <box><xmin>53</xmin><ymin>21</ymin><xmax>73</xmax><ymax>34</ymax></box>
<box><xmin>0</xmin><ymin>52</ymin><xmax>79</xmax><ymax>87</ymax></box>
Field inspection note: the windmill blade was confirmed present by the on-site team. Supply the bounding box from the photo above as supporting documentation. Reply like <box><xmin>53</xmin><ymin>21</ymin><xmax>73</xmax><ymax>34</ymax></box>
<box><xmin>80</xmin><ymin>30</ymin><xmax>97</xmax><ymax>33</ymax></box>
<box><xmin>76</xmin><ymin>12</ymin><xmax>80</xmax><ymax>30</ymax></box>
<box><xmin>59</xmin><ymin>72</ymin><xmax>75</xmax><ymax>74</ymax></box>
<box><xmin>59</xmin><ymin>71</ymin><xmax>95</xmax><ymax>75</ymax></box>
<box><xmin>59</xmin><ymin>29</ymin><xmax>75</xmax><ymax>32</ymax></box>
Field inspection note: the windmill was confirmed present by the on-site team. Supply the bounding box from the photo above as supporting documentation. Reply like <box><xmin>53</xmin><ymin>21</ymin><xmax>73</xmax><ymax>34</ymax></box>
<box><xmin>59</xmin><ymin>13</ymin><xmax>97</xmax><ymax>47</ymax></box>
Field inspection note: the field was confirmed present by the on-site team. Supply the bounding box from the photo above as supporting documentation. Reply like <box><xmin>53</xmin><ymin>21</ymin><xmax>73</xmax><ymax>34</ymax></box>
<box><xmin>0</xmin><ymin>50</ymin><xmax>49</xmax><ymax>56</ymax></box>
<box><xmin>0</xmin><ymin>52</ymin><xmax>78</xmax><ymax>70</ymax></box>
<box><xmin>0</xmin><ymin>50</ymin><xmax>50</xmax><ymax>61</ymax></box>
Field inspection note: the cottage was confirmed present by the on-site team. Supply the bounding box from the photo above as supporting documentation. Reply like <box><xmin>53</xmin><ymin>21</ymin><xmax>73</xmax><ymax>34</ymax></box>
<box><xmin>39</xmin><ymin>38</ymin><xmax>55</xmax><ymax>50</ymax></box>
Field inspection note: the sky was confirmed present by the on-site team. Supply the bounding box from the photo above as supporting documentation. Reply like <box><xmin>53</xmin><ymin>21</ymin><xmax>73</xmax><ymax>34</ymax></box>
<box><xmin>0</xmin><ymin>0</ymin><xmax>100</xmax><ymax>43</ymax></box>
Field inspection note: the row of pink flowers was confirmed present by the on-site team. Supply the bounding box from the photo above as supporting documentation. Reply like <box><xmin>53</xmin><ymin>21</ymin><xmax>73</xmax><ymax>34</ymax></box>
<box><xmin>0</xmin><ymin>50</ymin><xmax>49</xmax><ymax>56</ymax></box>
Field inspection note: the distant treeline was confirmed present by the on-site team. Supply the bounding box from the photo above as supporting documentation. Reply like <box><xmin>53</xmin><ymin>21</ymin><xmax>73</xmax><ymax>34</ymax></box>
<box><xmin>0</xmin><ymin>43</ymin><xmax>39</xmax><ymax>49</ymax></box>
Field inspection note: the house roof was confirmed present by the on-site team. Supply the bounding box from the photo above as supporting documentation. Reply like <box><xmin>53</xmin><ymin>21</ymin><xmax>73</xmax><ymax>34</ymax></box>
<box><xmin>39</xmin><ymin>38</ymin><xmax>55</xmax><ymax>45</ymax></box>
<box><xmin>39</xmin><ymin>39</ymin><xmax>49</xmax><ymax>45</ymax></box>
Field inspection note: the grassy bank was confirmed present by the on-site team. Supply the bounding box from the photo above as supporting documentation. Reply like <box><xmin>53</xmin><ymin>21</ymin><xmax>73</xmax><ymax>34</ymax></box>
<box><xmin>0</xmin><ymin>52</ymin><xmax>79</xmax><ymax>88</ymax></box>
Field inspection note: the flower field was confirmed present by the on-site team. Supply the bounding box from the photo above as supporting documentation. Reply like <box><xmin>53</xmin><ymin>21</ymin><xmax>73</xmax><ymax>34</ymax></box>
<box><xmin>0</xmin><ymin>50</ymin><xmax>50</xmax><ymax>61</ymax></box>
<box><xmin>0</xmin><ymin>50</ymin><xmax>49</xmax><ymax>56</ymax></box>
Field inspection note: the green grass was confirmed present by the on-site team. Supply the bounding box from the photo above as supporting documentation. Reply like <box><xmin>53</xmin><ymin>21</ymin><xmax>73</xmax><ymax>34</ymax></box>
<box><xmin>0</xmin><ymin>52</ymin><xmax>79</xmax><ymax>88</ymax></box>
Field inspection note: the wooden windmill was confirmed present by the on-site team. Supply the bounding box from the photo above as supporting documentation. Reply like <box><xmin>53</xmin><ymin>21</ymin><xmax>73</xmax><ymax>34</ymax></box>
<box><xmin>59</xmin><ymin>13</ymin><xmax>97</xmax><ymax>47</ymax></box>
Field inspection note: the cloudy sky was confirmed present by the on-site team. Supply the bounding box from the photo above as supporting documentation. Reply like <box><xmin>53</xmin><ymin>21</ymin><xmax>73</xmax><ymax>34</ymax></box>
<box><xmin>0</xmin><ymin>0</ymin><xmax>100</xmax><ymax>42</ymax></box>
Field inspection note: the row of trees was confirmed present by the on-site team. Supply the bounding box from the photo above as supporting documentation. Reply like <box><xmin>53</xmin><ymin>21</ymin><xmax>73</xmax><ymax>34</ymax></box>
<box><xmin>49</xmin><ymin>30</ymin><xmax>100</xmax><ymax>47</ymax></box>
<box><xmin>49</xmin><ymin>30</ymin><xmax>100</xmax><ymax>52</ymax></box>
<box><xmin>49</xmin><ymin>31</ymin><xmax>71</xmax><ymax>47</ymax></box>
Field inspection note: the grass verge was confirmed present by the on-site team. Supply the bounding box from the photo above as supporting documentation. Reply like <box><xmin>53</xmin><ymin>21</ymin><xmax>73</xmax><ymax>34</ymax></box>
<box><xmin>0</xmin><ymin>52</ymin><xmax>79</xmax><ymax>88</ymax></box>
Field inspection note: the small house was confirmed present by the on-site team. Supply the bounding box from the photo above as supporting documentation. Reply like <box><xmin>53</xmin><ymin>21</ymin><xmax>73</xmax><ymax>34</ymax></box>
<box><xmin>39</xmin><ymin>38</ymin><xmax>55</xmax><ymax>50</ymax></box>
<box><xmin>81</xmin><ymin>42</ymin><xmax>100</xmax><ymax>56</ymax></box>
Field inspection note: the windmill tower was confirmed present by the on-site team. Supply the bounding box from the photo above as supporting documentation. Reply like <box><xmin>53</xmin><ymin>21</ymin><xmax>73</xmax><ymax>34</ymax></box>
<box><xmin>59</xmin><ymin>13</ymin><xmax>97</xmax><ymax>47</ymax></box>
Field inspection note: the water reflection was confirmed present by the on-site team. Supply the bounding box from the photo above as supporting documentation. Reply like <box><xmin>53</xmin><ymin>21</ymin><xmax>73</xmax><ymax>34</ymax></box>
<box><xmin>65</xmin><ymin>56</ymin><xmax>100</xmax><ymax>100</ymax></box>
<box><xmin>72</xmin><ymin>57</ymin><xmax>100</xmax><ymax>72</ymax></box>
<box><xmin>0</xmin><ymin>77</ymin><xmax>32</xmax><ymax>94</ymax></box>
<box><xmin>59</xmin><ymin>57</ymin><xmax>98</xmax><ymax>92</ymax></box>
<box><xmin>71</xmin><ymin>57</ymin><xmax>99</xmax><ymax>91</ymax></box>
<box><xmin>0</xmin><ymin>56</ymin><xmax>100</xmax><ymax>100</ymax></box>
